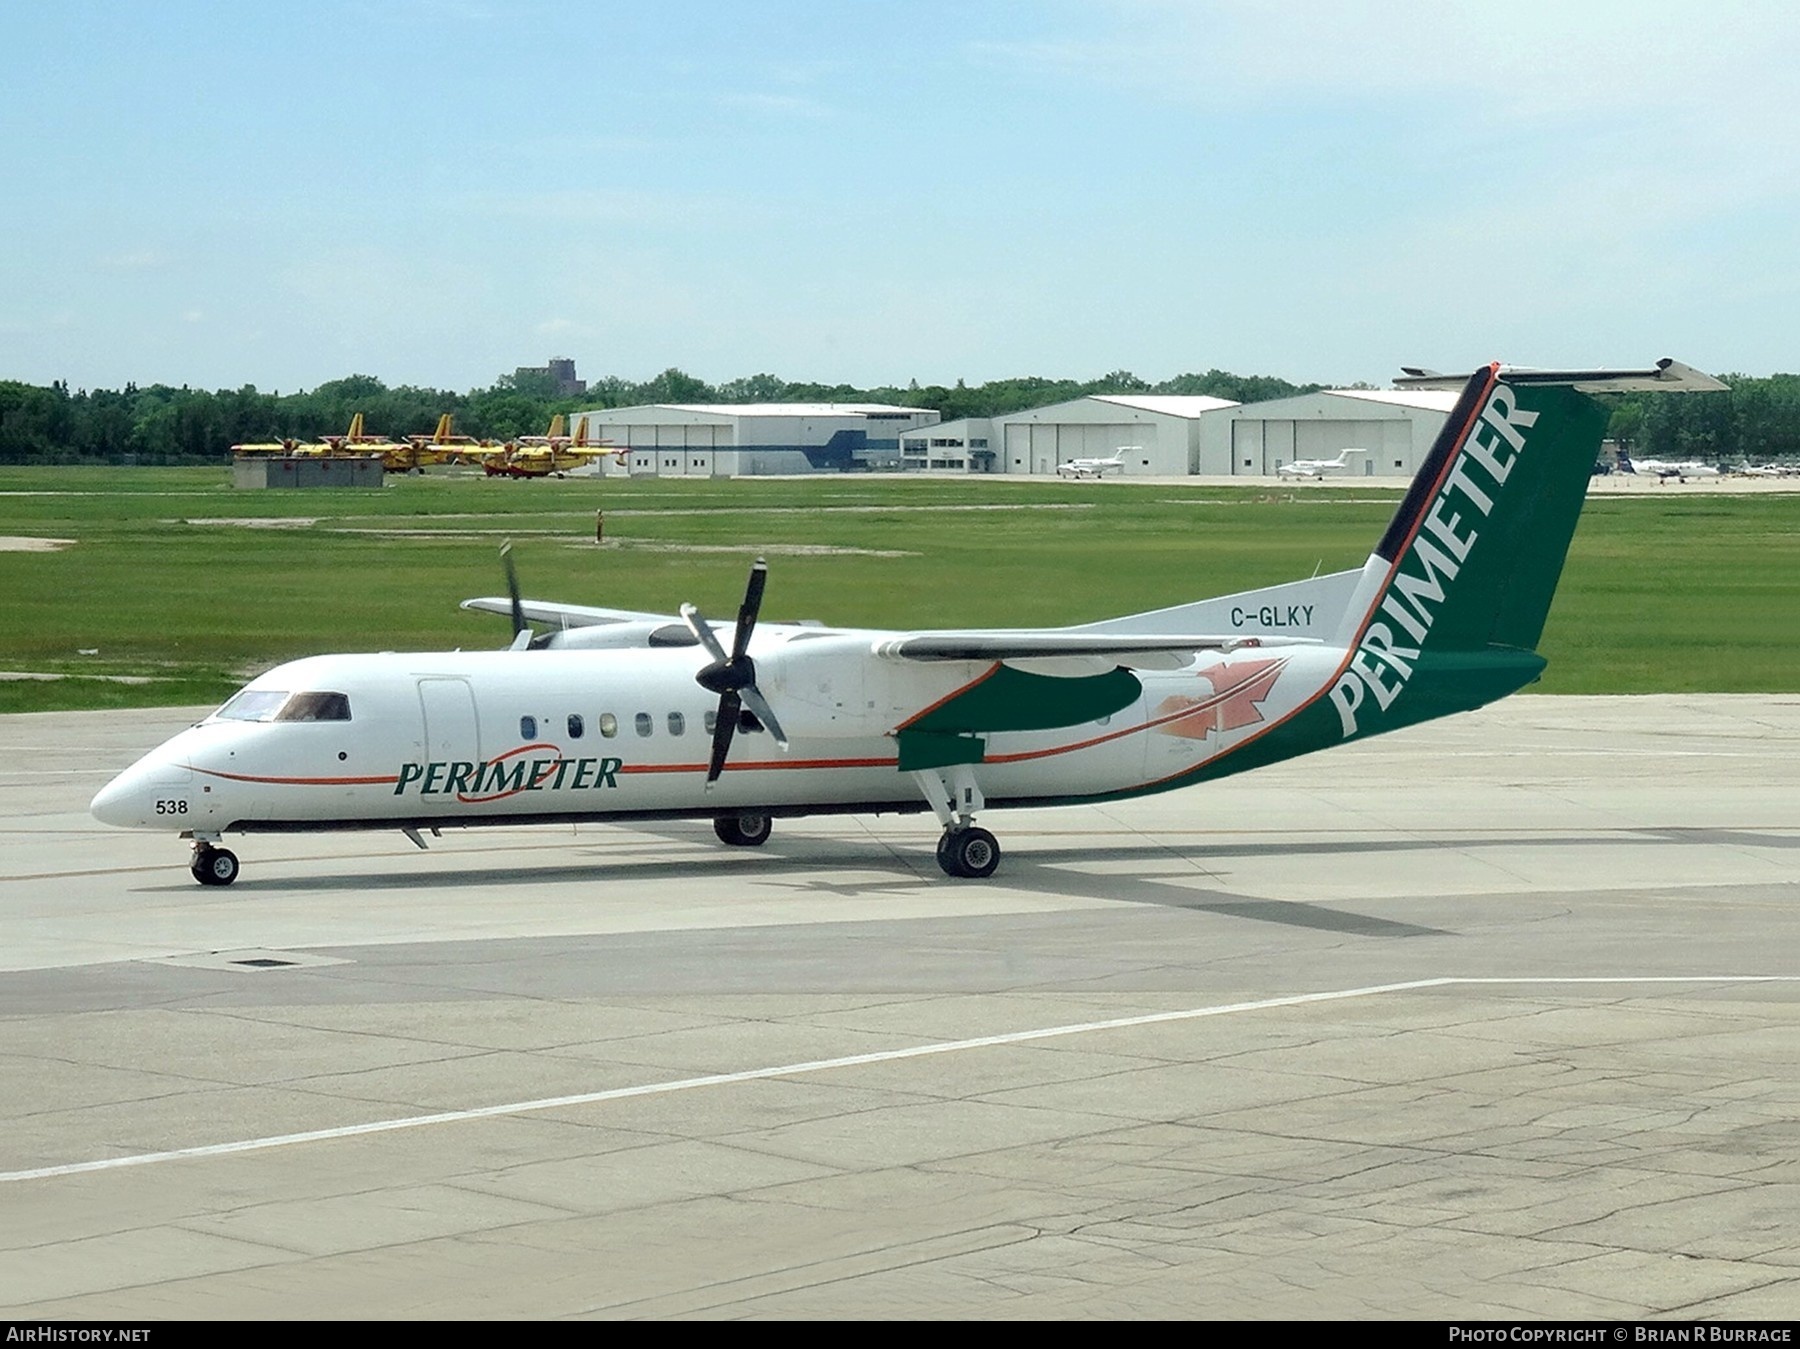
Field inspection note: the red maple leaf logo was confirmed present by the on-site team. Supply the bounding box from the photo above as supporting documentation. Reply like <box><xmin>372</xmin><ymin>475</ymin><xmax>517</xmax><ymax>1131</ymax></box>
<box><xmin>1153</xmin><ymin>657</ymin><xmax>1286</xmax><ymax>741</ymax></box>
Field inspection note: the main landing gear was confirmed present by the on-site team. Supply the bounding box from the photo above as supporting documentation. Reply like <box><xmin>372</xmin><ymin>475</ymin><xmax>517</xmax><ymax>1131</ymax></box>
<box><xmin>935</xmin><ymin>825</ymin><xmax>1000</xmax><ymax>879</ymax></box>
<box><xmin>190</xmin><ymin>839</ymin><xmax>240</xmax><ymax>887</ymax></box>
<box><xmin>714</xmin><ymin>812</ymin><xmax>773</xmax><ymax>847</ymax></box>
<box><xmin>914</xmin><ymin>765</ymin><xmax>1003</xmax><ymax>879</ymax></box>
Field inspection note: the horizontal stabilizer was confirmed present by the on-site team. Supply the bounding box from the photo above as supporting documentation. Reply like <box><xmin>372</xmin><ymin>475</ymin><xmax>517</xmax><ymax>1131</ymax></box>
<box><xmin>1395</xmin><ymin>359</ymin><xmax>1727</xmax><ymax>394</ymax></box>
<box><xmin>872</xmin><ymin>631</ymin><xmax>1317</xmax><ymax>663</ymax></box>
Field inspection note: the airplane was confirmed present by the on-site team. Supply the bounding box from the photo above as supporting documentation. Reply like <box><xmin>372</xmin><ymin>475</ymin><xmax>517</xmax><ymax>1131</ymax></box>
<box><xmin>1275</xmin><ymin>447</ymin><xmax>1369</xmax><ymax>479</ymax></box>
<box><xmin>481</xmin><ymin>416</ymin><xmax>613</xmax><ymax>478</ymax></box>
<box><xmin>228</xmin><ymin>436</ymin><xmax>300</xmax><ymax>456</ymax></box>
<box><xmin>92</xmin><ymin>359</ymin><xmax>1726</xmax><ymax>888</ymax></box>
<box><xmin>1616</xmin><ymin>451</ymin><xmax>1721</xmax><ymax>482</ymax></box>
<box><xmin>1056</xmin><ymin>448</ymin><xmax>1135</xmax><ymax>479</ymax></box>
<box><xmin>234</xmin><ymin>414</ymin><xmax>402</xmax><ymax>466</ymax></box>
<box><xmin>385</xmin><ymin>413</ymin><xmax>496</xmax><ymax>473</ymax></box>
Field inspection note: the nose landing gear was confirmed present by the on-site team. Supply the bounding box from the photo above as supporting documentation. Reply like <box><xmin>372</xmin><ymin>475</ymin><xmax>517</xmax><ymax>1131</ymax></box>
<box><xmin>190</xmin><ymin>839</ymin><xmax>240</xmax><ymax>887</ymax></box>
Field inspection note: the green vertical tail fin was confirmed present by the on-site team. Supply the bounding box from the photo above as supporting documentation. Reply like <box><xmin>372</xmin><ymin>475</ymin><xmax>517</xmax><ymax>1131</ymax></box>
<box><xmin>1326</xmin><ymin>360</ymin><xmax>1725</xmax><ymax>738</ymax></box>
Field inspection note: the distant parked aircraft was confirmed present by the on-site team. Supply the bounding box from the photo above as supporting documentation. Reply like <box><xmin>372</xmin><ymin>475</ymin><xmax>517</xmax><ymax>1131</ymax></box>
<box><xmin>1618</xmin><ymin>452</ymin><xmax>1721</xmax><ymax>481</ymax></box>
<box><xmin>1276</xmin><ymin>448</ymin><xmax>1368</xmax><ymax>479</ymax></box>
<box><xmin>480</xmin><ymin>416</ymin><xmax>613</xmax><ymax>478</ymax></box>
<box><xmin>1056</xmin><ymin>447</ymin><xmax>1134</xmax><ymax>478</ymax></box>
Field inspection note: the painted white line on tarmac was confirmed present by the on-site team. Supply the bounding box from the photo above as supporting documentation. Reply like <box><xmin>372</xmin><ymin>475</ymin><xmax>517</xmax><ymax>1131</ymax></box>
<box><xmin>4</xmin><ymin>975</ymin><xmax>1796</xmax><ymax>1184</ymax></box>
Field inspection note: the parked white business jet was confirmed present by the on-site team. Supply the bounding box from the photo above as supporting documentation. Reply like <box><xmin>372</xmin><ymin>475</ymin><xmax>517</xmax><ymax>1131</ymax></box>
<box><xmin>1056</xmin><ymin>448</ymin><xmax>1135</xmax><ymax>478</ymax></box>
<box><xmin>1618</xmin><ymin>452</ymin><xmax>1722</xmax><ymax>481</ymax></box>
<box><xmin>92</xmin><ymin>360</ymin><xmax>1725</xmax><ymax>886</ymax></box>
<box><xmin>1275</xmin><ymin>447</ymin><xmax>1369</xmax><ymax>479</ymax></box>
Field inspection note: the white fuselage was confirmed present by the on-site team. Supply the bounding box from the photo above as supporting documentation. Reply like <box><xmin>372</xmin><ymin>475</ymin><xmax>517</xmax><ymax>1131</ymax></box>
<box><xmin>90</xmin><ymin>638</ymin><xmax>1349</xmax><ymax>836</ymax></box>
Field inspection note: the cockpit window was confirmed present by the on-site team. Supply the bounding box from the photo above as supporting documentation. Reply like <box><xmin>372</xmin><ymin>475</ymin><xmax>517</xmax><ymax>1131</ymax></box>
<box><xmin>215</xmin><ymin>689</ymin><xmax>289</xmax><ymax>722</ymax></box>
<box><xmin>275</xmin><ymin>691</ymin><xmax>352</xmax><ymax>722</ymax></box>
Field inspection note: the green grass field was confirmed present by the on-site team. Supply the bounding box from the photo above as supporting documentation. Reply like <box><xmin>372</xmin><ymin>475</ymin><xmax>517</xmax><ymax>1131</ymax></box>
<box><xmin>1</xmin><ymin>465</ymin><xmax>1796</xmax><ymax>712</ymax></box>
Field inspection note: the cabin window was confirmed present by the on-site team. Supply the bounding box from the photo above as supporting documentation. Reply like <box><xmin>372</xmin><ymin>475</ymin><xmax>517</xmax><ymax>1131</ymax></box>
<box><xmin>634</xmin><ymin>712</ymin><xmax>653</xmax><ymax>737</ymax></box>
<box><xmin>521</xmin><ymin>715</ymin><xmax>537</xmax><ymax>739</ymax></box>
<box><xmin>598</xmin><ymin>713</ymin><xmax>618</xmax><ymax>738</ymax></box>
<box><xmin>275</xmin><ymin>691</ymin><xmax>352</xmax><ymax>723</ymax></box>
<box><xmin>216</xmin><ymin>689</ymin><xmax>289</xmax><ymax>722</ymax></box>
<box><xmin>667</xmin><ymin>711</ymin><xmax>686</xmax><ymax>736</ymax></box>
<box><xmin>704</xmin><ymin>710</ymin><xmax>717</xmax><ymax>735</ymax></box>
<box><xmin>567</xmin><ymin>714</ymin><xmax>584</xmax><ymax>739</ymax></box>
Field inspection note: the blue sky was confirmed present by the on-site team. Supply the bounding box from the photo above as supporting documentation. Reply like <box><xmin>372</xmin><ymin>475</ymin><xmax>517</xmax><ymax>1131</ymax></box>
<box><xmin>2</xmin><ymin>0</ymin><xmax>1795</xmax><ymax>392</ymax></box>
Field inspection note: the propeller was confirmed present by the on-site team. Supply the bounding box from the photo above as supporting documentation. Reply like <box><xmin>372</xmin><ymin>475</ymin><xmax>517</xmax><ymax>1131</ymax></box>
<box><xmin>500</xmin><ymin>541</ymin><xmax>532</xmax><ymax>651</ymax></box>
<box><xmin>681</xmin><ymin>557</ymin><xmax>789</xmax><ymax>787</ymax></box>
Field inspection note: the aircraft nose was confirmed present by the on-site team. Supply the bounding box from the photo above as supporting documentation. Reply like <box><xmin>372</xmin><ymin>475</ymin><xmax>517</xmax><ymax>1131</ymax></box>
<box><xmin>90</xmin><ymin>756</ymin><xmax>191</xmax><ymax>829</ymax></box>
<box><xmin>90</xmin><ymin>768</ymin><xmax>148</xmax><ymax>828</ymax></box>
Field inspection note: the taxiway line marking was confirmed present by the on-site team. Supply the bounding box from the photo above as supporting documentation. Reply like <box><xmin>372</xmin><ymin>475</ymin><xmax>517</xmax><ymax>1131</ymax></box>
<box><xmin>4</xmin><ymin>975</ymin><xmax>1796</xmax><ymax>1183</ymax></box>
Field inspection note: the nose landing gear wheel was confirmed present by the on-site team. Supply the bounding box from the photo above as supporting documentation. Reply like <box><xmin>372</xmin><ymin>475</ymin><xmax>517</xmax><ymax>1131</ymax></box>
<box><xmin>937</xmin><ymin>826</ymin><xmax>1000</xmax><ymax>879</ymax></box>
<box><xmin>191</xmin><ymin>846</ymin><xmax>240</xmax><ymax>887</ymax></box>
<box><xmin>714</xmin><ymin>813</ymin><xmax>773</xmax><ymax>847</ymax></box>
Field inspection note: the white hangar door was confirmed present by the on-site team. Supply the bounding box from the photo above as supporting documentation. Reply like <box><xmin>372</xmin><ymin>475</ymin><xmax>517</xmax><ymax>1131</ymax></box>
<box><xmin>1296</xmin><ymin>419</ymin><xmax>1380</xmax><ymax>461</ymax></box>
<box><xmin>1005</xmin><ymin>424</ymin><xmax>1029</xmax><ymax>473</ymax></box>
<box><xmin>683</xmin><ymin>423</ymin><xmax>718</xmax><ymax>476</ymax></box>
<box><xmin>1072</xmin><ymin>423</ymin><xmax>1153</xmax><ymax>471</ymax></box>
<box><xmin>1262</xmin><ymin>421</ymin><xmax>1295</xmax><ymax>474</ymax></box>
<box><xmin>1232</xmin><ymin>420</ymin><xmax>1263</xmax><ymax>475</ymax></box>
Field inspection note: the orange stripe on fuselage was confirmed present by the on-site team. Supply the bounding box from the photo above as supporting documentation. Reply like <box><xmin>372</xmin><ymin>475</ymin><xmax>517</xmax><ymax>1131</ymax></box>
<box><xmin>193</xmin><ymin>766</ymin><xmax>400</xmax><ymax>786</ymax></box>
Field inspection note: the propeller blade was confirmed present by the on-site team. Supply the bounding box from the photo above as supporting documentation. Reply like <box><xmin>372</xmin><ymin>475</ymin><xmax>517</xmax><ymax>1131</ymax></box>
<box><xmin>738</xmin><ymin>684</ymin><xmax>789</xmax><ymax>750</ymax></box>
<box><xmin>501</xmin><ymin>540</ymin><xmax>527</xmax><ymax>641</ymax></box>
<box><xmin>680</xmin><ymin>602</ymin><xmax>732</xmax><ymax>669</ymax></box>
<box><xmin>705</xmin><ymin>691</ymin><xmax>742</xmax><ymax>787</ymax></box>
<box><xmin>732</xmin><ymin>558</ymin><xmax>767</xmax><ymax>661</ymax></box>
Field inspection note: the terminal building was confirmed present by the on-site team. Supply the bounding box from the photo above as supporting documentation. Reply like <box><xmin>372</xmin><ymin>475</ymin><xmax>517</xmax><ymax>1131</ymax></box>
<box><xmin>575</xmin><ymin>403</ymin><xmax>939</xmax><ymax>477</ymax></box>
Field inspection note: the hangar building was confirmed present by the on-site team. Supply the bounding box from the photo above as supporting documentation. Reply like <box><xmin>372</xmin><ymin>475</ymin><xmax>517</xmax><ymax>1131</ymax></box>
<box><xmin>990</xmin><ymin>395</ymin><xmax>1239</xmax><ymax>476</ymax></box>
<box><xmin>1197</xmin><ymin>388</ymin><xmax>1458</xmax><ymax>477</ymax></box>
<box><xmin>576</xmin><ymin>403</ymin><xmax>939</xmax><ymax>477</ymax></box>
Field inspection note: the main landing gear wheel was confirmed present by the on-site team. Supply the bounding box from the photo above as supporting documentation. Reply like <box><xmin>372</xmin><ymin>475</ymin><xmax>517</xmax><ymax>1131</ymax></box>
<box><xmin>936</xmin><ymin>826</ymin><xmax>1000</xmax><ymax>879</ymax></box>
<box><xmin>714</xmin><ymin>813</ymin><xmax>773</xmax><ymax>847</ymax></box>
<box><xmin>191</xmin><ymin>845</ymin><xmax>240</xmax><ymax>887</ymax></box>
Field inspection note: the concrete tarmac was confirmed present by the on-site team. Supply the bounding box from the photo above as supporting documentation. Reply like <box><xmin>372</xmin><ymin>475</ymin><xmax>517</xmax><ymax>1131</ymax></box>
<box><xmin>1</xmin><ymin>696</ymin><xmax>1797</xmax><ymax>1320</ymax></box>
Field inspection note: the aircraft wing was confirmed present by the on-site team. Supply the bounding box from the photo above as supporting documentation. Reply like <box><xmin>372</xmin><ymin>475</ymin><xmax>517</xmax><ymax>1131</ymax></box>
<box><xmin>460</xmin><ymin>597</ymin><xmax>677</xmax><ymax>628</ymax></box>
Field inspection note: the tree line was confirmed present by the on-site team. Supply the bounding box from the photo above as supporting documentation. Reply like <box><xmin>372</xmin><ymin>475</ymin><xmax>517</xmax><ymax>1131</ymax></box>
<box><xmin>0</xmin><ymin>365</ymin><xmax>1794</xmax><ymax>466</ymax></box>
